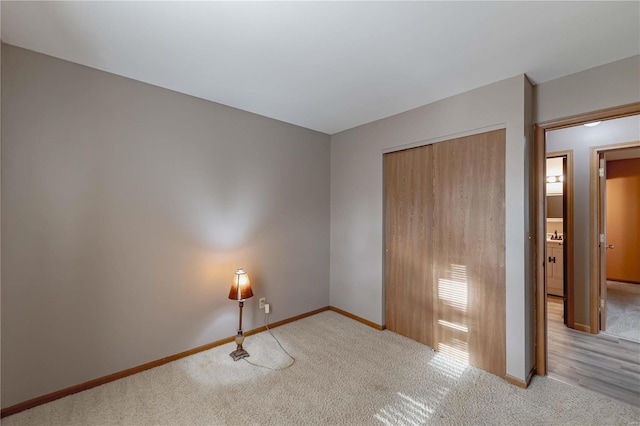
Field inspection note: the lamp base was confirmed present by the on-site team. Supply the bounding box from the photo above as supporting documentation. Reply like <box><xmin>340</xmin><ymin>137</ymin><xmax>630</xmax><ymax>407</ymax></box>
<box><xmin>230</xmin><ymin>348</ymin><xmax>250</xmax><ymax>361</ymax></box>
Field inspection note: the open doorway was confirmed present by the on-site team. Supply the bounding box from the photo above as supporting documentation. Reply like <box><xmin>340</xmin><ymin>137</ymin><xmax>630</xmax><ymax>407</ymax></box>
<box><xmin>593</xmin><ymin>145</ymin><xmax>640</xmax><ymax>342</ymax></box>
<box><xmin>544</xmin><ymin>153</ymin><xmax>574</xmax><ymax>329</ymax></box>
<box><xmin>534</xmin><ymin>103</ymin><xmax>640</xmax><ymax>375</ymax></box>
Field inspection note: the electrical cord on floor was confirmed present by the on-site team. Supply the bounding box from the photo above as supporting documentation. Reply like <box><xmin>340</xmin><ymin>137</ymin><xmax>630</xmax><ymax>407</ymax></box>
<box><xmin>243</xmin><ymin>311</ymin><xmax>296</xmax><ymax>371</ymax></box>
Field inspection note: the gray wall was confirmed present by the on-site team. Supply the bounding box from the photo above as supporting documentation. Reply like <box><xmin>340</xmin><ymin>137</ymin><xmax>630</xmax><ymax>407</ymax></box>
<box><xmin>329</xmin><ymin>75</ymin><xmax>534</xmax><ymax>381</ymax></box>
<box><xmin>536</xmin><ymin>55</ymin><xmax>640</xmax><ymax>123</ymax></box>
<box><xmin>546</xmin><ymin>116</ymin><xmax>640</xmax><ymax>326</ymax></box>
<box><xmin>1</xmin><ymin>44</ymin><xmax>330</xmax><ymax>408</ymax></box>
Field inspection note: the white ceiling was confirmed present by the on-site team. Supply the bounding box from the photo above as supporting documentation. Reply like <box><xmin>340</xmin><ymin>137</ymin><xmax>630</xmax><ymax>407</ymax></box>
<box><xmin>2</xmin><ymin>1</ymin><xmax>639</xmax><ymax>134</ymax></box>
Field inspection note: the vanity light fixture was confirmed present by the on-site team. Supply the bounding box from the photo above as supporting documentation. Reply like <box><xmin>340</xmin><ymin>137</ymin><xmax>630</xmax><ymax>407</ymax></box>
<box><xmin>546</xmin><ymin>175</ymin><xmax>564</xmax><ymax>183</ymax></box>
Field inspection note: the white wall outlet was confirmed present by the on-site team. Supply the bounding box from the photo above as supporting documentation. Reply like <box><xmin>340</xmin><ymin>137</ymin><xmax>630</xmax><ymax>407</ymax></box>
<box><xmin>259</xmin><ymin>297</ymin><xmax>266</xmax><ymax>309</ymax></box>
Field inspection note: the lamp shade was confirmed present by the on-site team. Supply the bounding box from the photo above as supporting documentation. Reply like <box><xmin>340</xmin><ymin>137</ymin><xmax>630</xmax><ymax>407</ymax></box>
<box><xmin>228</xmin><ymin>268</ymin><xmax>253</xmax><ymax>300</ymax></box>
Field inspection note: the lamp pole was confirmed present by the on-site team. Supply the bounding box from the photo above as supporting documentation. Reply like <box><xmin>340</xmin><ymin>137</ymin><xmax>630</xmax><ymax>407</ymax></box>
<box><xmin>237</xmin><ymin>300</ymin><xmax>244</xmax><ymax>344</ymax></box>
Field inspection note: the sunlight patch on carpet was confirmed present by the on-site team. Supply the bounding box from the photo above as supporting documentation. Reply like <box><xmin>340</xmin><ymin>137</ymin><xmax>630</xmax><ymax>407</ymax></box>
<box><xmin>373</xmin><ymin>353</ymin><xmax>468</xmax><ymax>425</ymax></box>
<box><xmin>428</xmin><ymin>352</ymin><xmax>469</xmax><ymax>379</ymax></box>
<box><xmin>374</xmin><ymin>386</ymin><xmax>450</xmax><ymax>426</ymax></box>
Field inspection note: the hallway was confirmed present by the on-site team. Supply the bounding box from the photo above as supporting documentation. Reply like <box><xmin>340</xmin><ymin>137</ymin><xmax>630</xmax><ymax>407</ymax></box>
<box><xmin>547</xmin><ymin>297</ymin><xmax>640</xmax><ymax>407</ymax></box>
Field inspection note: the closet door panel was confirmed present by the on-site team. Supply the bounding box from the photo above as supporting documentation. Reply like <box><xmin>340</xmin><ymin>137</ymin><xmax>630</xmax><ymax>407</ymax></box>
<box><xmin>384</xmin><ymin>145</ymin><xmax>434</xmax><ymax>347</ymax></box>
<box><xmin>432</xmin><ymin>129</ymin><xmax>506</xmax><ymax>376</ymax></box>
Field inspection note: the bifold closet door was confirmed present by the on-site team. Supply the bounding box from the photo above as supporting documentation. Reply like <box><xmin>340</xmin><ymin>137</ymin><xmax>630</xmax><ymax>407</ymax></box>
<box><xmin>384</xmin><ymin>145</ymin><xmax>434</xmax><ymax>347</ymax></box>
<box><xmin>432</xmin><ymin>129</ymin><xmax>506</xmax><ymax>377</ymax></box>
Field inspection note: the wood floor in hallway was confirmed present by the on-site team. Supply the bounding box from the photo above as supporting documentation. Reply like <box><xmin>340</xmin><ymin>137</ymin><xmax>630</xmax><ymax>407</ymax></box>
<box><xmin>547</xmin><ymin>297</ymin><xmax>640</xmax><ymax>407</ymax></box>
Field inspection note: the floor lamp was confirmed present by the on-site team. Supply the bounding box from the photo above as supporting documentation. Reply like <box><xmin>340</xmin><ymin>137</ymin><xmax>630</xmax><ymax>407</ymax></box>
<box><xmin>228</xmin><ymin>268</ymin><xmax>253</xmax><ymax>361</ymax></box>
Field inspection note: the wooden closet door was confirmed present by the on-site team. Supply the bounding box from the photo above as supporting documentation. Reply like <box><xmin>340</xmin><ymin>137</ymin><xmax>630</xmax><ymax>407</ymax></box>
<box><xmin>384</xmin><ymin>145</ymin><xmax>434</xmax><ymax>347</ymax></box>
<box><xmin>432</xmin><ymin>129</ymin><xmax>506</xmax><ymax>376</ymax></box>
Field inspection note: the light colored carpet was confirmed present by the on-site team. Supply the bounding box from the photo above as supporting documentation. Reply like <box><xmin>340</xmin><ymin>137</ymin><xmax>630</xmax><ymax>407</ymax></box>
<box><xmin>604</xmin><ymin>281</ymin><xmax>640</xmax><ymax>343</ymax></box>
<box><xmin>5</xmin><ymin>311</ymin><xmax>640</xmax><ymax>425</ymax></box>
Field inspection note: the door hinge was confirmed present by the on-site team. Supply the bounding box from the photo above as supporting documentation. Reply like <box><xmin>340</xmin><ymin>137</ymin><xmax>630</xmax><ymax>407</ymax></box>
<box><xmin>600</xmin><ymin>298</ymin><xmax>605</xmax><ymax>308</ymax></box>
<box><xmin>599</xmin><ymin>167</ymin><xmax>605</xmax><ymax>177</ymax></box>
<box><xmin>600</xmin><ymin>234</ymin><xmax>605</xmax><ymax>243</ymax></box>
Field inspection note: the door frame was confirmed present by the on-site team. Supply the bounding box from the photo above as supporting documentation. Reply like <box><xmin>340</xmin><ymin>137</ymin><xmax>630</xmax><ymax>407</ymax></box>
<box><xmin>590</xmin><ymin>141</ymin><xmax>640</xmax><ymax>332</ymax></box>
<box><xmin>534</xmin><ymin>101</ymin><xmax>640</xmax><ymax>376</ymax></box>
<box><xmin>545</xmin><ymin>150</ymin><xmax>574</xmax><ymax>328</ymax></box>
